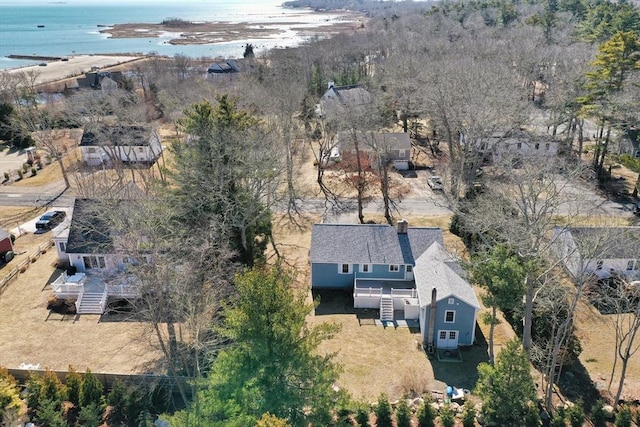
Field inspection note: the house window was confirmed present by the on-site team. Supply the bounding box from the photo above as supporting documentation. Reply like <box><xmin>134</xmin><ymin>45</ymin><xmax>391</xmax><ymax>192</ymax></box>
<box><xmin>406</xmin><ymin>265</ymin><xmax>413</xmax><ymax>273</ymax></box>
<box><xmin>448</xmin><ymin>298</ymin><xmax>455</xmax><ymax>305</ymax></box>
<box><xmin>339</xmin><ymin>263</ymin><xmax>351</xmax><ymax>274</ymax></box>
<box><xmin>87</xmin><ymin>147</ymin><xmax>96</xmax><ymax>153</ymax></box>
<box><xmin>59</xmin><ymin>242</ymin><xmax>66</xmax><ymax>253</ymax></box>
<box><xmin>535</xmin><ymin>143</ymin><xmax>540</xmax><ymax>150</ymax></box>
<box><xmin>123</xmin><ymin>256</ymin><xmax>130</xmax><ymax>264</ymax></box>
<box><xmin>545</xmin><ymin>143</ymin><xmax>550</xmax><ymax>150</ymax></box>
<box><xmin>399</xmin><ymin>150</ymin><xmax>406</xmax><ymax>158</ymax></box>
<box><xmin>517</xmin><ymin>142</ymin><xmax>522</xmax><ymax>149</ymax></box>
<box><xmin>83</xmin><ymin>255</ymin><xmax>105</xmax><ymax>269</ymax></box>
<box><xmin>439</xmin><ymin>331</ymin><xmax>447</xmax><ymax>340</ymax></box>
<box><xmin>449</xmin><ymin>331</ymin><xmax>457</xmax><ymax>340</ymax></box>
<box><xmin>389</xmin><ymin>264</ymin><xmax>399</xmax><ymax>272</ymax></box>
<box><xmin>627</xmin><ymin>260</ymin><xmax>635</xmax><ymax>271</ymax></box>
<box><xmin>360</xmin><ymin>264</ymin><xmax>371</xmax><ymax>273</ymax></box>
<box><xmin>596</xmin><ymin>260</ymin><xmax>603</xmax><ymax>270</ymax></box>
<box><xmin>138</xmin><ymin>147</ymin><xmax>144</xmax><ymax>152</ymax></box>
<box><xmin>445</xmin><ymin>310</ymin><xmax>455</xmax><ymax>323</ymax></box>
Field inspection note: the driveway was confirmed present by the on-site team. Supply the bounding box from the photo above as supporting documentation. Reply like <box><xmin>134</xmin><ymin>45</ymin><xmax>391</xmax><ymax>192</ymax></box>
<box><xmin>0</xmin><ymin>146</ymin><xmax>28</xmax><ymax>178</ymax></box>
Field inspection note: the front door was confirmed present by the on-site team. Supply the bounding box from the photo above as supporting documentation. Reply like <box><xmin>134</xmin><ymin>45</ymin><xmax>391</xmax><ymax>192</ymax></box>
<box><xmin>437</xmin><ymin>330</ymin><xmax>459</xmax><ymax>349</ymax></box>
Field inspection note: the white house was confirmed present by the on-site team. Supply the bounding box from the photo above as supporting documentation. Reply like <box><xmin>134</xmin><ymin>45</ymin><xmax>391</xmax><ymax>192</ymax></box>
<box><xmin>51</xmin><ymin>198</ymin><xmax>145</xmax><ymax>314</ymax></box>
<box><xmin>80</xmin><ymin>126</ymin><xmax>163</xmax><ymax>167</ymax></box>
<box><xmin>553</xmin><ymin>226</ymin><xmax>640</xmax><ymax>281</ymax></box>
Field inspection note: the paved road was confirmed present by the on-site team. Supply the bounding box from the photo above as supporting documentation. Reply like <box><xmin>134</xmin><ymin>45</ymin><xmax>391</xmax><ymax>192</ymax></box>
<box><xmin>0</xmin><ymin>181</ymin><xmax>74</xmax><ymax>207</ymax></box>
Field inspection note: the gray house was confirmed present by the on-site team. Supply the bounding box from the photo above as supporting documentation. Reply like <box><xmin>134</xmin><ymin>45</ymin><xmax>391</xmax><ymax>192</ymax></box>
<box><xmin>316</xmin><ymin>82</ymin><xmax>372</xmax><ymax>121</ymax></box>
<box><xmin>310</xmin><ymin>221</ymin><xmax>480</xmax><ymax>349</ymax></box>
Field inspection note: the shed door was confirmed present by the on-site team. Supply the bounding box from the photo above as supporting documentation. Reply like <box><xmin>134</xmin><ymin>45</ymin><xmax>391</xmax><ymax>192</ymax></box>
<box><xmin>437</xmin><ymin>330</ymin><xmax>458</xmax><ymax>349</ymax></box>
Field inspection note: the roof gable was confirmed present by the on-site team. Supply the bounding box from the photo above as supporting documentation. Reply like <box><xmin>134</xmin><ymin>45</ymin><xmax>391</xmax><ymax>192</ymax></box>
<box><xmin>310</xmin><ymin>223</ymin><xmax>443</xmax><ymax>266</ymax></box>
<box><xmin>414</xmin><ymin>242</ymin><xmax>480</xmax><ymax>309</ymax></box>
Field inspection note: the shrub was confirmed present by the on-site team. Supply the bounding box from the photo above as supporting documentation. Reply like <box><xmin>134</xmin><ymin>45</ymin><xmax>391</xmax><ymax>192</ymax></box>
<box><xmin>354</xmin><ymin>402</ymin><xmax>370</xmax><ymax>427</ymax></box>
<box><xmin>374</xmin><ymin>393</ymin><xmax>392</xmax><ymax>427</ymax></box>
<box><xmin>524</xmin><ymin>402</ymin><xmax>541</xmax><ymax>427</ymax></box>
<box><xmin>439</xmin><ymin>404</ymin><xmax>456</xmax><ymax>427</ymax></box>
<box><xmin>31</xmin><ymin>167</ymin><xmax>37</xmax><ymax>176</ymax></box>
<box><xmin>0</xmin><ymin>367</ymin><xmax>22</xmax><ymax>423</ymax></box>
<box><xmin>65</xmin><ymin>367</ymin><xmax>82</xmax><ymax>407</ymax></box>
<box><xmin>80</xmin><ymin>369</ymin><xmax>103</xmax><ymax>409</ymax></box>
<box><xmin>22</xmin><ymin>163</ymin><xmax>29</xmax><ymax>172</ymax></box>
<box><xmin>567</xmin><ymin>401</ymin><xmax>585</xmax><ymax>427</ymax></box>
<box><xmin>462</xmin><ymin>404</ymin><xmax>476</xmax><ymax>427</ymax></box>
<box><xmin>615</xmin><ymin>406</ymin><xmax>632</xmax><ymax>427</ymax></box>
<box><xmin>3</xmin><ymin>172</ymin><xmax>8</xmax><ymax>181</ymax></box>
<box><xmin>416</xmin><ymin>396</ymin><xmax>436</xmax><ymax>427</ymax></box>
<box><xmin>395</xmin><ymin>397</ymin><xmax>411</xmax><ymax>427</ymax></box>
<box><xmin>16</xmin><ymin>169</ymin><xmax>23</xmax><ymax>180</ymax></box>
<box><xmin>34</xmin><ymin>398</ymin><xmax>65</xmax><ymax>427</ymax></box>
<box><xmin>106</xmin><ymin>378</ymin><xmax>127</xmax><ymax>424</ymax></box>
<box><xmin>41</xmin><ymin>369</ymin><xmax>66</xmax><ymax>406</ymax></box>
<box><xmin>77</xmin><ymin>402</ymin><xmax>103</xmax><ymax>426</ymax></box>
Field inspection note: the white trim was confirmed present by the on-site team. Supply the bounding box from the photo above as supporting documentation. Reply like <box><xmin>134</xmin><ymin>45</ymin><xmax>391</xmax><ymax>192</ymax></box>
<box><xmin>389</xmin><ymin>264</ymin><xmax>399</xmax><ymax>272</ymax></box>
<box><xmin>360</xmin><ymin>263</ymin><xmax>372</xmax><ymax>273</ymax></box>
<box><xmin>339</xmin><ymin>263</ymin><xmax>352</xmax><ymax>274</ymax></box>
<box><xmin>448</xmin><ymin>297</ymin><xmax>454</xmax><ymax>305</ymax></box>
<box><xmin>444</xmin><ymin>310</ymin><xmax>456</xmax><ymax>323</ymax></box>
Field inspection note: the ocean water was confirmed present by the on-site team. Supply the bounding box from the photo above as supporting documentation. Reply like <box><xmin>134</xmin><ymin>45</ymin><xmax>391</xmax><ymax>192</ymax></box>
<box><xmin>0</xmin><ymin>0</ymin><xmax>346</xmax><ymax>69</ymax></box>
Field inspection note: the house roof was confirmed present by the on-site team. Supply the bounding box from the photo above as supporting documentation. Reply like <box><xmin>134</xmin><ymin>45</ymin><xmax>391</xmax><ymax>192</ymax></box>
<box><xmin>76</xmin><ymin>71</ymin><xmax>124</xmax><ymax>89</ymax></box>
<box><xmin>80</xmin><ymin>126</ymin><xmax>153</xmax><ymax>147</ymax></box>
<box><xmin>310</xmin><ymin>223</ymin><xmax>444</xmax><ymax>266</ymax></box>
<box><xmin>65</xmin><ymin>199</ymin><xmax>116</xmax><ymax>254</ymax></box>
<box><xmin>321</xmin><ymin>84</ymin><xmax>371</xmax><ymax>106</ymax></box>
<box><xmin>338</xmin><ymin>131</ymin><xmax>411</xmax><ymax>152</ymax></box>
<box><xmin>414</xmin><ymin>242</ymin><xmax>480</xmax><ymax>309</ymax></box>
<box><xmin>564</xmin><ymin>227</ymin><xmax>640</xmax><ymax>260</ymax></box>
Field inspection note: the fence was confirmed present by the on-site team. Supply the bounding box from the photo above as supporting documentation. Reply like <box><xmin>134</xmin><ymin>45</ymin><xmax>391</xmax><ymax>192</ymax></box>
<box><xmin>0</xmin><ymin>239</ymin><xmax>53</xmax><ymax>297</ymax></box>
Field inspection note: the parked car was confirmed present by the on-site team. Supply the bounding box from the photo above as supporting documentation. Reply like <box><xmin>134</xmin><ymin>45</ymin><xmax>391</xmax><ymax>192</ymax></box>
<box><xmin>35</xmin><ymin>211</ymin><xmax>66</xmax><ymax>231</ymax></box>
<box><xmin>427</xmin><ymin>176</ymin><xmax>444</xmax><ymax>191</ymax></box>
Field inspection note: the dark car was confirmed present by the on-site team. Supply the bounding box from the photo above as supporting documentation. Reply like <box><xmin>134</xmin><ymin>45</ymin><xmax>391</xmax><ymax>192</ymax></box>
<box><xmin>35</xmin><ymin>211</ymin><xmax>66</xmax><ymax>231</ymax></box>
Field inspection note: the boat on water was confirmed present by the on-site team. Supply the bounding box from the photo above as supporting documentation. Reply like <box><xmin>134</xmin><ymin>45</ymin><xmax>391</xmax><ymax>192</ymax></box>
<box><xmin>37</xmin><ymin>25</ymin><xmax>45</xmax><ymax>28</ymax></box>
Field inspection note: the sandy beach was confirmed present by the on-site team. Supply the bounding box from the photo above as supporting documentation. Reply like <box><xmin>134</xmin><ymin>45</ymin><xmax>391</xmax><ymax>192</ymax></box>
<box><xmin>3</xmin><ymin>55</ymin><xmax>145</xmax><ymax>87</ymax></box>
<box><xmin>1</xmin><ymin>12</ymin><xmax>365</xmax><ymax>88</ymax></box>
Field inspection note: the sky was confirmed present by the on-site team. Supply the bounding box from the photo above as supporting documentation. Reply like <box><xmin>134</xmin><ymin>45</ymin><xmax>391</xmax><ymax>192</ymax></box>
<box><xmin>0</xmin><ymin>0</ymin><xmax>250</xmax><ymax>5</ymax></box>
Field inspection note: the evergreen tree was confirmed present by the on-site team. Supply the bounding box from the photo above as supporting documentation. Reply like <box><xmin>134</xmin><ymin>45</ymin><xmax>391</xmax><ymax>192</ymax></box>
<box><xmin>438</xmin><ymin>404</ymin><xmax>455</xmax><ymax>427</ymax></box>
<box><xmin>65</xmin><ymin>367</ymin><xmax>82</xmax><ymax>407</ymax></box>
<box><xmin>615</xmin><ymin>405</ymin><xmax>632</xmax><ymax>427</ymax></box>
<box><xmin>395</xmin><ymin>396</ymin><xmax>411</xmax><ymax>427</ymax></box>
<box><xmin>416</xmin><ymin>396</ymin><xmax>436</xmax><ymax>427</ymax></box>
<box><xmin>167</xmin><ymin>264</ymin><xmax>341</xmax><ymax>426</ymax></box>
<box><xmin>373</xmin><ymin>393</ymin><xmax>392</xmax><ymax>427</ymax></box>
<box><xmin>173</xmin><ymin>96</ymin><xmax>273</xmax><ymax>265</ymax></box>
<box><xmin>475</xmin><ymin>340</ymin><xmax>537</xmax><ymax>426</ymax></box>
<box><xmin>80</xmin><ymin>369</ymin><xmax>104</xmax><ymax>409</ymax></box>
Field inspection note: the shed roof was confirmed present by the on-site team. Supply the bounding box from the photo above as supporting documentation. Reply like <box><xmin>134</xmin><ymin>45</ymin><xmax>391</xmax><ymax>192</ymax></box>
<box><xmin>310</xmin><ymin>223</ymin><xmax>443</xmax><ymax>266</ymax></box>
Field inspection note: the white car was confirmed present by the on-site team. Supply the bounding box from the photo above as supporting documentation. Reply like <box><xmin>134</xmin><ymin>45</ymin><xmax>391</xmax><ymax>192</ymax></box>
<box><xmin>427</xmin><ymin>176</ymin><xmax>444</xmax><ymax>191</ymax></box>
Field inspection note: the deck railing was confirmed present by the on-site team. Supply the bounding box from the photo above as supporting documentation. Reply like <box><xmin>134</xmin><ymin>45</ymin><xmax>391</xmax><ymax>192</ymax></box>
<box><xmin>391</xmin><ymin>288</ymin><xmax>418</xmax><ymax>298</ymax></box>
<box><xmin>353</xmin><ymin>287</ymin><xmax>383</xmax><ymax>297</ymax></box>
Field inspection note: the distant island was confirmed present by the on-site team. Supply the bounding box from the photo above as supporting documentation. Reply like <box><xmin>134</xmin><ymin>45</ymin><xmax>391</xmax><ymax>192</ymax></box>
<box><xmin>99</xmin><ymin>13</ymin><xmax>365</xmax><ymax>45</ymax></box>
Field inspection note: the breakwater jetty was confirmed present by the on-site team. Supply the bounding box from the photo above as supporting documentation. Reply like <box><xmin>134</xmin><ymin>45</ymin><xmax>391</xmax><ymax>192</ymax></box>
<box><xmin>7</xmin><ymin>54</ymin><xmax>62</xmax><ymax>61</ymax></box>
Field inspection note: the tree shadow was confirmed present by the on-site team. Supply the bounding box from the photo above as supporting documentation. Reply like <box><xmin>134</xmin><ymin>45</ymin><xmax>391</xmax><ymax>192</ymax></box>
<box><xmin>312</xmin><ymin>289</ymin><xmax>356</xmax><ymax>315</ymax></box>
<box><xmin>429</xmin><ymin>324</ymin><xmax>489</xmax><ymax>391</ymax></box>
<box><xmin>556</xmin><ymin>360</ymin><xmax>603</xmax><ymax>412</ymax></box>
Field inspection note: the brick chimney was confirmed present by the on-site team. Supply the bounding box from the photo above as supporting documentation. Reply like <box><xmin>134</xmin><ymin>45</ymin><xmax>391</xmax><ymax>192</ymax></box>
<box><xmin>397</xmin><ymin>219</ymin><xmax>408</xmax><ymax>234</ymax></box>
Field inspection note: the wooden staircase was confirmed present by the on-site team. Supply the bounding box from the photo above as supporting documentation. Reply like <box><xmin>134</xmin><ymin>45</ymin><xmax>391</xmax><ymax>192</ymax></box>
<box><xmin>379</xmin><ymin>295</ymin><xmax>394</xmax><ymax>321</ymax></box>
<box><xmin>75</xmin><ymin>291</ymin><xmax>106</xmax><ymax>314</ymax></box>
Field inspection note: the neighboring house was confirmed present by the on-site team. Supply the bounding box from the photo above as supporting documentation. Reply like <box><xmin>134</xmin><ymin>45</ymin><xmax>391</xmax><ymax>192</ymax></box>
<box><xmin>620</xmin><ymin>126</ymin><xmax>640</xmax><ymax>158</ymax></box>
<box><xmin>553</xmin><ymin>226</ymin><xmax>640</xmax><ymax>281</ymax></box>
<box><xmin>461</xmin><ymin>130</ymin><xmax>559</xmax><ymax>163</ymax></box>
<box><xmin>75</xmin><ymin>70</ymin><xmax>124</xmax><ymax>91</ymax></box>
<box><xmin>51</xmin><ymin>198</ymin><xmax>144</xmax><ymax>314</ymax></box>
<box><xmin>207</xmin><ymin>59</ymin><xmax>241</xmax><ymax>75</ymax></box>
<box><xmin>0</xmin><ymin>227</ymin><xmax>14</xmax><ymax>262</ymax></box>
<box><xmin>336</xmin><ymin>131</ymin><xmax>412</xmax><ymax>170</ymax></box>
<box><xmin>316</xmin><ymin>82</ymin><xmax>372</xmax><ymax>120</ymax></box>
<box><xmin>310</xmin><ymin>221</ymin><xmax>480</xmax><ymax>350</ymax></box>
<box><xmin>80</xmin><ymin>126</ymin><xmax>163</xmax><ymax>166</ymax></box>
